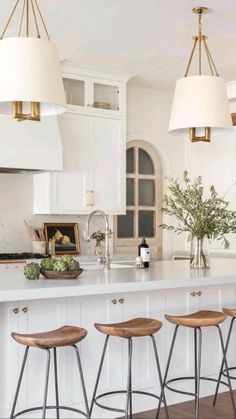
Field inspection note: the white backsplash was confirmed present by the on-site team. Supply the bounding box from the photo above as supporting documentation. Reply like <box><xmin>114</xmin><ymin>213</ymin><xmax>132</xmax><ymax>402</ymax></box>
<box><xmin>0</xmin><ymin>173</ymin><xmax>112</xmax><ymax>254</ymax></box>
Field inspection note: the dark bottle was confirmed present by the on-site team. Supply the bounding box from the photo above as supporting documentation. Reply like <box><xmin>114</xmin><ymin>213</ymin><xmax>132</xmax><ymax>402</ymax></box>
<box><xmin>138</xmin><ymin>238</ymin><xmax>150</xmax><ymax>268</ymax></box>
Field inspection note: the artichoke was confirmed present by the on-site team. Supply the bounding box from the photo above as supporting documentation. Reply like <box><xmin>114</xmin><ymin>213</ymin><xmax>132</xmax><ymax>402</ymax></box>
<box><xmin>67</xmin><ymin>259</ymin><xmax>80</xmax><ymax>271</ymax></box>
<box><xmin>61</xmin><ymin>254</ymin><xmax>73</xmax><ymax>263</ymax></box>
<box><xmin>41</xmin><ymin>257</ymin><xmax>55</xmax><ymax>271</ymax></box>
<box><xmin>53</xmin><ymin>259</ymin><xmax>68</xmax><ymax>272</ymax></box>
<box><xmin>24</xmin><ymin>262</ymin><xmax>40</xmax><ymax>280</ymax></box>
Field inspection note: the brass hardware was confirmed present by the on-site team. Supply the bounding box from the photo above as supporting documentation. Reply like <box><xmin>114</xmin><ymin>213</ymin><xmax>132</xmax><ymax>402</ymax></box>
<box><xmin>190</xmin><ymin>291</ymin><xmax>202</xmax><ymax>297</ymax></box>
<box><xmin>119</xmin><ymin>298</ymin><xmax>124</xmax><ymax>304</ymax></box>
<box><xmin>192</xmin><ymin>7</ymin><xmax>208</xmax><ymax>15</ymax></box>
<box><xmin>86</xmin><ymin>191</ymin><xmax>94</xmax><ymax>207</ymax></box>
<box><xmin>190</xmin><ymin>127</ymin><xmax>211</xmax><ymax>142</ymax></box>
<box><xmin>13</xmin><ymin>308</ymin><xmax>19</xmax><ymax>314</ymax></box>
<box><xmin>12</xmin><ymin>101</ymin><xmax>41</xmax><ymax>122</ymax></box>
<box><xmin>22</xmin><ymin>307</ymin><xmax>28</xmax><ymax>313</ymax></box>
<box><xmin>111</xmin><ymin>299</ymin><xmax>117</xmax><ymax>305</ymax></box>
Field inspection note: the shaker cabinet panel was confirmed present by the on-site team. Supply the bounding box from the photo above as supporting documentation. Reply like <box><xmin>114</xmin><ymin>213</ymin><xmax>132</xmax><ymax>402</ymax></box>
<box><xmin>33</xmin><ymin>113</ymin><xmax>125</xmax><ymax>215</ymax></box>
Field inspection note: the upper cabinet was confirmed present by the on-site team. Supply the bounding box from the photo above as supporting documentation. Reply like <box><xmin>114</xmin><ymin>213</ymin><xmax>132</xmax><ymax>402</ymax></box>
<box><xmin>33</xmin><ymin>65</ymin><xmax>131</xmax><ymax>215</ymax></box>
<box><xmin>62</xmin><ymin>63</ymin><xmax>128</xmax><ymax>118</ymax></box>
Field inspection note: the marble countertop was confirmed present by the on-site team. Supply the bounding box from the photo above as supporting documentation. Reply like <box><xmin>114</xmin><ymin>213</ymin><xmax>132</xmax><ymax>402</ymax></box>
<box><xmin>0</xmin><ymin>258</ymin><xmax>236</xmax><ymax>302</ymax></box>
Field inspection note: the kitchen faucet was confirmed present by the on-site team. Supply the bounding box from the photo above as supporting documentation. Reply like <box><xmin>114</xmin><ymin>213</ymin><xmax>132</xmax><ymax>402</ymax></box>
<box><xmin>84</xmin><ymin>209</ymin><xmax>111</xmax><ymax>269</ymax></box>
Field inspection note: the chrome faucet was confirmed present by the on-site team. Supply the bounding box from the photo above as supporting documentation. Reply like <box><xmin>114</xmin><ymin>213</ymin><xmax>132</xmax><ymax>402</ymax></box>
<box><xmin>84</xmin><ymin>209</ymin><xmax>111</xmax><ymax>269</ymax></box>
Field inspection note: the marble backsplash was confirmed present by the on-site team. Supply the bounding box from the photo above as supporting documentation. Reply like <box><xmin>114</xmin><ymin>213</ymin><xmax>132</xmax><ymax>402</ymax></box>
<box><xmin>0</xmin><ymin>174</ymin><xmax>113</xmax><ymax>254</ymax></box>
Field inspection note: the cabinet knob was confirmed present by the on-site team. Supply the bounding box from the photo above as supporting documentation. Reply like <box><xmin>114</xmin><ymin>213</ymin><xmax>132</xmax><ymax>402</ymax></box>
<box><xmin>196</xmin><ymin>291</ymin><xmax>202</xmax><ymax>297</ymax></box>
<box><xmin>190</xmin><ymin>291</ymin><xmax>202</xmax><ymax>297</ymax></box>
<box><xmin>12</xmin><ymin>308</ymin><xmax>19</xmax><ymax>314</ymax></box>
<box><xmin>119</xmin><ymin>298</ymin><xmax>124</xmax><ymax>304</ymax></box>
<box><xmin>190</xmin><ymin>292</ymin><xmax>196</xmax><ymax>297</ymax></box>
<box><xmin>22</xmin><ymin>307</ymin><xmax>28</xmax><ymax>313</ymax></box>
<box><xmin>111</xmin><ymin>299</ymin><xmax>117</xmax><ymax>305</ymax></box>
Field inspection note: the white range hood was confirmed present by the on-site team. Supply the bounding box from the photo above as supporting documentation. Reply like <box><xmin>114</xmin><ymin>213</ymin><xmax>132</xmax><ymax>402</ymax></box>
<box><xmin>0</xmin><ymin>115</ymin><xmax>63</xmax><ymax>173</ymax></box>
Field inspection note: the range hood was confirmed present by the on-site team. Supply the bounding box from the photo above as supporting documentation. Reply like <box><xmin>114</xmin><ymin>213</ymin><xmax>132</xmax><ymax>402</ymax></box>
<box><xmin>0</xmin><ymin>115</ymin><xmax>63</xmax><ymax>173</ymax></box>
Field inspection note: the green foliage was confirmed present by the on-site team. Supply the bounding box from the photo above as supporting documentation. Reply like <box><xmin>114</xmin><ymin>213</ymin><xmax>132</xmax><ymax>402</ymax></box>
<box><xmin>40</xmin><ymin>257</ymin><xmax>55</xmax><ymax>271</ymax></box>
<box><xmin>161</xmin><ymin>171</ymin><xmax>236</xmax><ymax>248</ymax></box>
<box><xmin>24</xmin><ymin>262</ymin><xmax>40</xmax><ymax>280</ymax></box>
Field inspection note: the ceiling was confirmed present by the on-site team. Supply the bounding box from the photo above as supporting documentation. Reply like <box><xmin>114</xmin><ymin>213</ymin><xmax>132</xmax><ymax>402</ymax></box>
<box><xmin>1</xmin><ymin>0</ymin><xmax>236</xmax><ymax>90</ymax></box>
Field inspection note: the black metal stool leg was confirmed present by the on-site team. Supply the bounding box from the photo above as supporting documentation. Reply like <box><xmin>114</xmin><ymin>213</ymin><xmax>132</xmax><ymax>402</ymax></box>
<box><xmin>150</xmin><ymin>335</ymin><xmax>169</xmax><ymax>419</ymax></box>
<box><xmin>53</xmin><ymin>348</ymin><xmax>60</xmax><ymax>419</ymax></box>
<box><xmin>10</xmin><ymin>346</ymin><xmax>29</xmax><ymax>419</ymax></box>
<box><xmin>72</xmin><ymin>344</ymin><xmax>90</xmax><ymax>418</ymax></box>
<box><xmin>213</xmin><ymin>317</ymin><xmax>235</xmax><ymax>406</ymax></box>
<box><xmin>125</xmin><ymin>338</ymin><xmax>133</xmax><ymax>419</ymax></box>
<box><xmin>216</xmin><ymin>325</ymin><xmax>236</xmax><ymax>419</ymax></box>
<box><xmin>90</xmin><ymin>335</ymin><xmax>110</xmax><ymax>417</ymax></box>
<box><xmin>42</xmin><ymin>348</ymin><xmax>51</xmax><ymax>419</ymax></box>
<box><xmin>195</xmin><ymin>328</ymin><xmax>202</xmax><ymax>419</ymax></box>
<box><xmin>156</xmin><ymin>325</ymin><xmax>179</xmax><ymax>419</ymax></box>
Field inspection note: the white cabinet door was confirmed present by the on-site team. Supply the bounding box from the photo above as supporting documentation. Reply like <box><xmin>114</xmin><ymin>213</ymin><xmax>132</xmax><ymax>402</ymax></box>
<box><xmin>90</xmin><ymin>117</ymin><xmax>125</xmax><ymax>214</ymax></box>
<box><xmin>33</xmin><ymin>113</ymin><xmax>125</xmax><ymax>215</ymax></box>
<box><xmin>0</xmin><ymin>302</ymin><xmax>19</xmax><ymax>418</ymax></box>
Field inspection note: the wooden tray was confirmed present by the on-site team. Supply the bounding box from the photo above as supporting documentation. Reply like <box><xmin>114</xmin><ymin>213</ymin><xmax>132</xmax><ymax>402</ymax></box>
<box><xmin>40</xmin><ymin>268</ymin><xmax>83</xmax><ymax>280</ymax></box>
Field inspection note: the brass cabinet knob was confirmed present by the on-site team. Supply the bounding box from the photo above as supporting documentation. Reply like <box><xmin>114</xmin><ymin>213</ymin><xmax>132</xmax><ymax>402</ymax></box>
<box><xmin>111</xmin><ymin>299</ymin><xmax>117</xmax><ymax>305</ymax></box>
<box><xmin>196</xmin><ymin>291</ymin><xmax>202</xmax><ymax>297</ymax></box>
<box><xmin>12</xmin><ymin>308</ymin><xmax>19</xmax><ymax>314</ymax></box>
<box><xmin>190</xmin><ymin>292</ymin><xmax>196</xmax><ymax>297</ymax></box>
<box><xmin>22</xmin><ymin>307</ymin><xmax>28</xmax><ymax>313</ymax></box>
<box><xmin>119</xmin><ymin>298</ymin><xmax>124</xmax><ymax>304</ymax></box>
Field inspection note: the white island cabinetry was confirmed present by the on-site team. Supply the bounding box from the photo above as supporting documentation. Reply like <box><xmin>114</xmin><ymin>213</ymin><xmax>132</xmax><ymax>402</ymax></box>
<box><xmin>1</xmin><ymin>260</ymin><xmax>236</xmax><ymax>417</ymax></box>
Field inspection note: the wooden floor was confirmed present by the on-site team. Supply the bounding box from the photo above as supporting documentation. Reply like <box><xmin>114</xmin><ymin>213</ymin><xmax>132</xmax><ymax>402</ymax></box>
<box><xmin>131</xmin><ymin>390</ymin><xmax>236</xmax><ymax>418</ymax></box>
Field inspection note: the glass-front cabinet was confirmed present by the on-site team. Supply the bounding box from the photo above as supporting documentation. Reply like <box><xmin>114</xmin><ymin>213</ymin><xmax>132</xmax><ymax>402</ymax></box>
<box><xmin>62</xmin><ymin>67</ymin><xmax>125</xmax><ymax>116</ymax></box>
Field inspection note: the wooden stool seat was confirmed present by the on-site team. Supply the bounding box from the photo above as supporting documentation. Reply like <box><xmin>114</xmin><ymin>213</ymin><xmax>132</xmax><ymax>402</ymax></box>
<box><xmin>11</xmin><ymin>325</ymin><xmax>87</xmax><ymax>348</ymax></box>
<box><xmin>165</xmin><ymin>310</ymin><xmax>226</xmax><ymax>328</ymax></box>
<box><xmin>94</xmin><ymin>317</ymin><xmax>162</xmax><ymax>338</ymax></box>
<box><xmin>223</xmin><ymin>307</ymin><xmax>236</xmax><ymax>318</ymax></box>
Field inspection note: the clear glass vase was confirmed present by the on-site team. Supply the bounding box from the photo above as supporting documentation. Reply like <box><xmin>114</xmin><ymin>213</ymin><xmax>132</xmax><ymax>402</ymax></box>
<box><xmin>190</xmin><ymin>236</ymin><xmax>210</xmax><ymax>269</ymax></box>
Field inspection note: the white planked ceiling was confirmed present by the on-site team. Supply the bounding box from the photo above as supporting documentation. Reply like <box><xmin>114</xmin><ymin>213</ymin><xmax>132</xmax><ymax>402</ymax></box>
<box><xmin>1</xmin><ymin>0</ymin><xmax>236</xmax><ymax>89</ymax></box>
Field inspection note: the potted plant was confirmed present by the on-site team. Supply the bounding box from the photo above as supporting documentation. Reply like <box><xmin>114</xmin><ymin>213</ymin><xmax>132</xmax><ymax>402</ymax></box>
<box><xmin>161</xmin><ymin>171</ymin><xmax>236</xmax><ymax>268</ymax></box>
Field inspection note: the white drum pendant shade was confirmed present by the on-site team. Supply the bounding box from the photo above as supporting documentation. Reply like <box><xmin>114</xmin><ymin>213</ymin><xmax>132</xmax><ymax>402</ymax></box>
<box><xmin>0</xmin><ymin>37</ymin><xmax>66</xmax><ymax>116</ymax></box>
<box><xmin>169</xmin><ymin>75</ymin><xmax>232</xmax><ymax>135</ymax></box>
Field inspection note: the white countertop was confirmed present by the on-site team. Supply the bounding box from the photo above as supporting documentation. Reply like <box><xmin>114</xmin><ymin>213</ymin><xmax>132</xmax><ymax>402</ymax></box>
<box><xmin>0</xmin><ymin>258</ymin><xmax>236</xmax><ymax>302</ymax></box>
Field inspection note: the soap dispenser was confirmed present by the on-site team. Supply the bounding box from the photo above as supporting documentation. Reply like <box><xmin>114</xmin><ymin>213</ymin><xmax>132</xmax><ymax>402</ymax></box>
<box><xmin>138</xmin><ymin>238</ymin><xmax>150</xmax><ymax>268</ymax></box>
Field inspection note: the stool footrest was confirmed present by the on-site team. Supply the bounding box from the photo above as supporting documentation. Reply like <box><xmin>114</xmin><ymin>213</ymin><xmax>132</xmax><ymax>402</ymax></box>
<box><xmin>95</xmin><ymin>389</ymin><xmax>163</xmax><ymax>414</ymax></box>
<box><xmin>222</xmin><ymin>366</ymin><xmax>236</xmax><ymax>380</ymax></box>
<box><xmin>12</xmin><ymin>405</ymin><xmax>88</xmax><ymax>419</ymax></box>
<box><xmin>165</xmin><ymin>376</ymin><xmax>230</xmax><ymax>398</ymax></box>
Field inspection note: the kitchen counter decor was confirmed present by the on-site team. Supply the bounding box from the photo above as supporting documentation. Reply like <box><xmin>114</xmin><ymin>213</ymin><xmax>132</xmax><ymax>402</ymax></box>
<box><xmin>24</xmin><ymin>255</ymin><xmax>83</xmax><ymax>280</ymax></box>
<box><xmin>161</xmin><ymin>171</ymin><xmax>236</xmax><ymax>269</ymax></box>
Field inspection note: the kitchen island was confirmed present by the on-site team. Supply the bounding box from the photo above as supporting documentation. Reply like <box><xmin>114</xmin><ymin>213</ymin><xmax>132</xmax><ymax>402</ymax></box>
<box><xmin>1</xmin><ymin>258</ymin><xmax>236</xmax><ymax>418</ymax></box>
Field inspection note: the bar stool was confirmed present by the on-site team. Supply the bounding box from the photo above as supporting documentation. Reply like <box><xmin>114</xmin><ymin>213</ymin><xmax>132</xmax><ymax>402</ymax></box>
<box><xmin>10</xmin><ymin>325</ymin><xmax>89</xmax><ymax>419</ymax></box>
<box><xmin>156</xmin><ymin>310</ymin><xmax>236</xmax><ymax>419</ymax></box>
<box><xmin>214</xmin><ymin>307</ymin><xmax>236</xmax><ymax>406</ymax></box>
<box><xmin>90</xmin><ymin>317</ymin><xmax>169</xmax><ymax>419</ymax></box>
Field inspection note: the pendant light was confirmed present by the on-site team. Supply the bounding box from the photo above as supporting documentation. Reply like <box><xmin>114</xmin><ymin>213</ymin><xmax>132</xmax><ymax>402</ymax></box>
<box><xmin>0</xmin><ymin>0</ymin><xmax>66</xmax><ymax>121</ymax></box>
<box><xmin>168</xmin><ymin>7</ymin><xmax>232</xmax><ymax>142</ymax></box>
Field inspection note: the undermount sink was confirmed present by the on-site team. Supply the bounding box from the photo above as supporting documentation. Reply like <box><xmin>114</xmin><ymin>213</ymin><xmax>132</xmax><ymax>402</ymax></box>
<box><xmin>80</xmin><ymin>261</ymin><xmax>135</xmax><ymax>270</ymax></box>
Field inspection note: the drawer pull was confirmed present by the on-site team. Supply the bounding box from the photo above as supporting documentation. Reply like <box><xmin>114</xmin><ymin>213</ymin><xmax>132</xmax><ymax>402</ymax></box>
<box><xmin>22</xmin><ymin>307</ymin><xmax>28</xmax><ymax>313</ymax></box>
<box><xmin>12</xmin><ymin>308</ymin><xmax>19</xmax><ymax>314</ymax></box>
<box><xmin>190</xmin><ymin>292</ymin><xmax>196</xmax><ymax>297</ymax></box>
<box><xmin>119</xmin><ymin>298</ymin><xmax>124</xmax><ymax>304</ymax></box>
<box><xmin>196</xmin><ymin>291</ymin><xmax>202</xmax><ymax>297</ymax></box>
<box><xmin>111</xmin><ymin>299</ymin><xmax>117</xmax><ymax>305</ymax></box>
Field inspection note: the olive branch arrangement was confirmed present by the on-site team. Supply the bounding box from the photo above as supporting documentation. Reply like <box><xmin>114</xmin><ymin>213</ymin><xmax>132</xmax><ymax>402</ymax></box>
<box><xmin>91</xmin><ymin>230</ymin><xmax>112</xmax><ymax>246</ymax></box>
<box><xmin>160</xmin><ymin>171</ymin><xmax>236</xmax><ymax>248</ymax></box>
